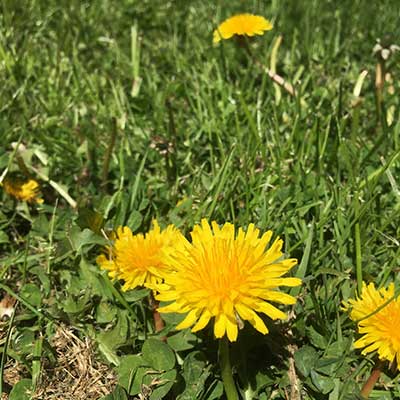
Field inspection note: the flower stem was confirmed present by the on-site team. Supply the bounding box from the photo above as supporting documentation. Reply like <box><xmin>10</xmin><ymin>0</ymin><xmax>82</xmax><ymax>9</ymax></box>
<box><xmin>354</xmin><ymin>191</ymin><xmax>362</xmax><ymax>295</ymax></box>
<box><xmin>219</xmin><ymin>337</ymin><xmax>239</xmax><ymax>400</ymax></box>
<box><xmin>149</xmin><ymin>292</ymin><xmax>165</xmax><ymax>335</ymax></box>
<box><xmin>375</xmin><ymin>60</ymin><xmax>384</xmax><ymax>124</ymax></box>
<box><xmin>360</xmin><ymin>361</ymin><xmax>382</xmax><ymax>399</ymax></box>
<box><xmin>101</xmin><ymin>118</ymin><xmax>118</xmax><ymax>191</ymax></box>
<box><xmin>241</xmin><ymin>38</ymin><xmax>295</xmax><ymax>96</ymax></box>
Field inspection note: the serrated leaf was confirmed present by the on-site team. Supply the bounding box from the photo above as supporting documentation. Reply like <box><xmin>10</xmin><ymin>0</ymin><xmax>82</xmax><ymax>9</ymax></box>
<box><xmin>32</xmin><ymin>337</ymin><xmax>43</xmax><ymax>389</ymax></box>
<box><xmin>98</xmin><ymin>341</ymin><xmax>121</xmax><ymax>366</ymax></box>
<box><xmin>126</xmin><ymin>210</ymin><xmax>142</xmax><ymax>232</ymax></box>
<box><xmin>177</xmin><ymin>351</ymin><xmax>210</xmax><ymax>400</ymax></box>
<box><xmin>20</xmin><ymin>283</ymin><xmax>42</xmax><ymax>307</ymax></box>
<box><xmin>31</xmin><ymin>214</ymin><xmax>52</xmax><ymax>236</ymax></box>
<box><xmin>29</xmin><ymin>266</ymin><xmax>51</xmax><ymax>295</ymax></box>
<box><xmin>123</xmin><ymin>288</ymin><xmax>150</xmax><ymax>302</ymax></box>
<box><xmin>118</xmin><ymin>356</ymin><xmax>176</xmax><ymax>398</ymax></box>
<box><xmin>182</xmin><ymin>351</ymin><xmax>207</xmax><ymax>382</ymax></box>
<box><xmin>294</xmin><ymin>345</ymin><xmax>318</xmax><ymax>377</ymax></box>
<box><xmin>167</xmin><ymin>330</ymin><xmax>198</xmax><ymax>352</ymax></box>
<box><xmin>328</xmin><ymin>378</ymin><xmax>341</xmax><ymax>400</ymax></box>
<box><xmin>77</xmin><ymin>207</ymin><xmax>104</xmax><ymax>233</ymax></box>
<box><xmin>9</xmin><ymin>379</ymin><xmax>32</xmax><ymax>400</ymax></box>
<box><xmin>100</xmin><ymin>385</ymin><xmax>128</xmax><ymax>400</ymax></box>
<box><xmin>203</xmin><ymin>380</ymin><xmax>224</xmax><ymax>400</ymax></box>
<box><xmin>315</xmin><ymin>357</ymin><xmax>342</xmax><ymax>376</ymax></box>
<box><xmin>67</xmin><ymin>226</ymin><xmax>107</xmax><ymax>252</ymax></box>
<box><xmin>79</xmin><ymin>258</ymin><xmax>114</xmax><ymax>298</ymax></box>
<box><xmin>117</xmin><ymin>354</ymin><xmax>146</xmax><ymax>394</ymax></box>
<box><xmin>97</xmin><ymin>309</ymin><xmax>129</xmax><ymax>351</ymax></box>
<box><xmin>14</xmin><ymin>329</ymin><xmax>35</xmax><ymax>354</ymax></box>
<box><xmin>96</xmin><ymin>301</ymin><xmax>117</xmax><ymax>324</ymax></box>
<box><xmin>159</xmin><ymin>309</ymin><xmax>185</xmax><ymax>327</ymax></box>
<box><xmin>149</xmin><ymin>369</ymin><xmax>177</xmax><ymax>400</ymax></box>
<box><xmin>0</xmin><ymin>230</ymin><xmax>9</xmax><ymax>243</ymax></box>
<box><xmin>310</xmin><ymin>370</ymin><xmax>335</xmax><ymax>394</ymax></box>
<box><xmin>61</xmin><ymin>291</ymin><xmax>91</xmax><ymax>314</ymax></box>
<box><xmin>307</xmin><ymin>326</ymin><xmax>328</xmax><ymax>349</ymax></box>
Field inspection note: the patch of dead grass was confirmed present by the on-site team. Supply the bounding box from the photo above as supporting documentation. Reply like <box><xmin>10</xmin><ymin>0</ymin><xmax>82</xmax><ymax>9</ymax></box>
<box><xmin>2</xmin><ymin>324</ymin><xmax>116</xmax><ymax>400</ymax></box>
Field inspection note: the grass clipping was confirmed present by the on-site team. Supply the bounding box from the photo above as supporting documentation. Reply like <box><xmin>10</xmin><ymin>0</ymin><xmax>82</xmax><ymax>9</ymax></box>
<box><xmin>33</xmin><ymin>325</ymin><xmax>116</xmax><ymax>399</ymax></box>
<box><xmin>2</xmin><ymin>325</ymin><xmax>116</xmax><ymax>400</ymax></box>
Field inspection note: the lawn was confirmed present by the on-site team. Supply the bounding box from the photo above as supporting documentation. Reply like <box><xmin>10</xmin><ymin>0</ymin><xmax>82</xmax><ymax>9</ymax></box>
<box><xmin>1</xmin><ymin>0</ymin><xmax>400</xmax><ymax>399</ymax></box>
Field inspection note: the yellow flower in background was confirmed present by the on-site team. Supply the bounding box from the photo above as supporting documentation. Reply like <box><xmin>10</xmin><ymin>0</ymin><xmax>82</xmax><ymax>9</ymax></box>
<box><xmin>96</xmin><ymin>220</ymin><xmax>184</xmax><ymax>291</ymax></box>
<box><xmin>345</xmin><ymin>282</ymin><xmax>400</xmax><ymax>370</ymax></box>
<box><xmin>213</xmin><ymin>14</ymin><xmax>273</xmax><ymax>44</ymax></box>
<box><xmin>157</xmin><ymin>219</ymin><xmax>300</xmax><ymax>342</ymax></box>
<box><xmin>1</xmin><ymin>177</ymin><xmax>43</xmax><ymax>204</ymax></box>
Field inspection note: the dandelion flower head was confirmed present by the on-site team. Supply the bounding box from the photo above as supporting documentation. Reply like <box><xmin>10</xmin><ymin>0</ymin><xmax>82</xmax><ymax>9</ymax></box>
<box><xmin>213</xmin><ymin>14</ymin><xmax>273</xmax><ymax>44</ymax></box>
<box><xmin>1</xmin><ymin>177</ymin><xmax>43</xmax><ymax>204</ymax></box>
<box><xmin>344</xmin><ymin>282</ymin><xmax>400</xmax><ymax>370</ymax></box>
<box><xmin>157</xmin><ymin>219</ymin><xmax>301</xmax><ymax>342</ymax></box>
<box><xmin>96</xmin><ymin>220</ymin><xmax>184</xmax><ymax>291</ymax></box>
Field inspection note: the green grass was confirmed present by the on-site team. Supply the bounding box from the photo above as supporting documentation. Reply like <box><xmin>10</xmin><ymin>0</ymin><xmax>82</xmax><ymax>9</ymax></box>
<box><xmin>1</xmin><ymin>0</ymin><xmax>400</xmax><ymax>399</ymax></box>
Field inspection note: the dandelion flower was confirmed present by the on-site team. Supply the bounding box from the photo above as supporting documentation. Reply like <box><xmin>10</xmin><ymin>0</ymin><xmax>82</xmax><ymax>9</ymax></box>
<box><xmin>2</xmin><ymin>177</ymin><xmax>43</xmax><ymax>204</ymax></box>
<box><xmin>96</xmin><ymin>220</ymin><xmax>184</xmax><ymax>291</ymax></box>
<box><xmin>157</xmin><ymin>220</ymin><xmax>301</xmax><ymax>342</ymax></box>
<box><xmin>213</xmin><ymin>14</ymin><xmax>273</xmax><ymax>44</ymax></box>
<box><xmin>345</xmin><ymin>282</ymin><xmax>400</xmax><ymax>370</ymax></box>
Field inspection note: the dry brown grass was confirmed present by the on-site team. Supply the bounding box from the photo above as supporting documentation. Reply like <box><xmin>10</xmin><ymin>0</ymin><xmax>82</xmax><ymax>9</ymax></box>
<box><xmin>2</xmin><ymin>325</ymin><xmax>116</xmax><ymax>400</ymax></box>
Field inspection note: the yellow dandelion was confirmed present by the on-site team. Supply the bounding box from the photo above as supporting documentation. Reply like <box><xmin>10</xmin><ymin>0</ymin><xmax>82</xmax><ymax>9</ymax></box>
<box><xmin>156</xmin><ymin>219</ymin><xmax>301</xmax><ymax>342</ymax></box>
<box><xmin>96</xmin><ymin>220</ymin><xmax>184</xmax><ymax>291</ymax></box>
<box><xmin>344</xmin><ymin>282</ymin><xmax>400</xmax><ymax>370</ymax></box>
<box><xmin>213</xmin><ymin>14</ymin><xmax>273</xmax><ymax>44</ymax></box>
<box><xmin>1</xmin><ymin>177</ymin><xmax>43</xmax><ymax>204</ymax></box>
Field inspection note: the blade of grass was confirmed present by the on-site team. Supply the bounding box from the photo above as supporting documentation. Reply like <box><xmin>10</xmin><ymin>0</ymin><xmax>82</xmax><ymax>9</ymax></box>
<box><xmin>291</xmin><ymin>222</ymin><xmax>314</xmax><ymax>297</ymax></box>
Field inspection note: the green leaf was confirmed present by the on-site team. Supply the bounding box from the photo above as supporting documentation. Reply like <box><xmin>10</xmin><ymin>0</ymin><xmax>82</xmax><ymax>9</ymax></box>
<box><xmin>177</xmin><ymin>351</ymin><xmax>210</xmax><ymax>400</ymax></box>
<box><xmin>117</xmin><ymin>345</ymin><xmax>176</xmax><ymax>398</ymax></box>
<box><xmin>307</xmin><ymin>326</ymin><xmax>328</xmax><ymax>349</ymax></box>
<box><xmin>126</xmin><ymin>210</ymin><xmax>142</xmax><ymax>232</ymax></box>
<box><xmin>67</xmin><ymin>226</ymin><xmax>107</xmax><ymax>252</ymax></box>
<box><xmin>100</xmin><ymin>386</ymin><xmax>128</xmax><ymax>400</ymax></box>
<box><xmin>291</xmin><ymin>222</ymin><xmax>313</xmax><ymax>297</ymax></box>
<box><xmin>98</xmin><ymin>341</ymin><xmax>121</xmax><ymax>366</ymax></box>
<box><xmin>149</xmin><ymin>369</ymin><xmax>177</xmax><ymax>400</ymax></box>
<box><xmin>79</xmin><ymin>257</ymin><xmax>114</xmax><ymax>298</ymax></box>
<box><xmin>20</xmin><ymin>283</ymin><xmax>42</xmax><ymax>308</ymax></box>
<box><xmin>325</xmin><ymin>339</ymin><xmax>350</xmax><ymax>357</ymax></box>
<box><xmin>203</xmin><ymin>380</ymin><xmax>224</xmax><ymax>400</ymax></box>
<box><xmin>123</xmin><ymin>288</ymin><xmax>150</xmax><ymax>302</ymax></box>
<box><xmin>315</xmin><ymin>357</ymin><xmax>343</xmax><ymax>376</ymax></box>
<box><xmin>0</xmin><ymin>230</ymin><xmax>9</xmax><ymax>243</ymax></box>
<box><xmin>294</xmin><ymin>345</ymin><xmax>318</xmax><ymax>377</ymax></box>
<box><xmin>167</xmin><ymin>330</ymin><xmax>198</xmax><ymax>352</ymax></box>
<box><xmin>142</xmin><ymin>338</ymin><xmax>176</xmax><ymax>371</ymax></box>
<box><xmin>328</xmin><ymin>378</ymin><xmax>341</xmax><ymax>400</ymax></box>
<box><xmin>77</xmin><ymin>207</ymin><xmax>104</xmax><ymax>233</ymax></box>
<box><xmin>32</xmin><ymin>337</ymin><xmax>43</xmax><ymax>389</ymax></box>
<box><xmin>29</xmin><ymin>266</ymin><xmax>51</xmax><ymax>295</ymax></box>
<box><xmin>9</xmin><ymin>379</ymin><xmax>33</xmax><ymax>400</ymax></box>
<box><xmin>182</xmin><ymin>351</ymin><xmax>207</xmax><ymax>382</ymax></box>
<box><xmin>96</xmin><ymin>301</ymin><xmax>117</xmax><ymax>324</ymax></box>
<box><xmin>14</xmin><ymin>329</ymin><xmax>35</xmax><ymax>354</ymax></box>
<box><xmin>97</xmin><ymin>309</ymin><xmax>129</xmax><ymax>351</ymax></box>
<box><xmin>159</xmin><ymin>309</ymin><xmax>185</xmax><ymax>327</ymax></box>
<box><xmin>310</xmin><ymin>370</ymin><xmax>335</xmax><ymax>394</ymax></box>
<box><xmin>61</xmin><ymin>291</ymin><xmax>91</xmax><ymax>314</ymax></box>
<box><xmin>117</xmin><ymin>354</ymin><xmax>146</xmax><ymax>395</ymax></box>
<box><xmin>31</xmin><ymin>214</ymin><xmax>53</xmax><ymax>236</ymax></box>
<box><xmin>315</xmin><ymin>339</ymin><xmax>352</xmax><ymax>377</ymax></box>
